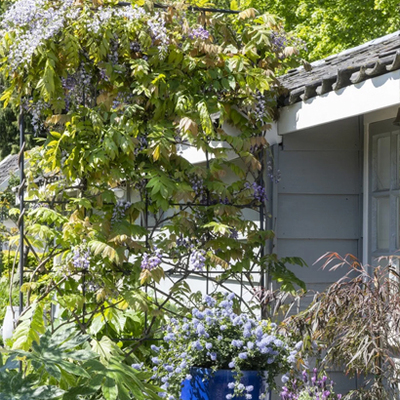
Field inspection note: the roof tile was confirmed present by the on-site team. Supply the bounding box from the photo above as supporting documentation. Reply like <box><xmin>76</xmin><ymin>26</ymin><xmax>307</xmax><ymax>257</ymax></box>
<box><xmin>279</xmin><ymin>31</ymin><xmax>400</xmax><ymax>105</ymax></box>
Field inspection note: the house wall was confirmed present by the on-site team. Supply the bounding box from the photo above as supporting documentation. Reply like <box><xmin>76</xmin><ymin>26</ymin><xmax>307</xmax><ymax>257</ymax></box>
<box><xmin>272</xmin><ymin>116</ymin><xmax>364</xmax><ymax>397</ymax></box>
<box><xmin>276</xmin><ymin>116</ymin><xmax>363</xmax><ymax>305</ymax></box>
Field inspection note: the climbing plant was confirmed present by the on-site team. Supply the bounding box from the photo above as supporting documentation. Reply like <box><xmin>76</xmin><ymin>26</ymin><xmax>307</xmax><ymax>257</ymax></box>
<box><xmin>0</xmin><ymin>0</ymin><xmax>305</xmax><ymax>397</ymax></box>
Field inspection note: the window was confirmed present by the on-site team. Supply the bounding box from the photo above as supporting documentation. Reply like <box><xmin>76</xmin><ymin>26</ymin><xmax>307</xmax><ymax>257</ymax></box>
<box><xmin>369</xmin><ymin>118</ymin><xmax>400</xmax><ymax>258</ymax></box>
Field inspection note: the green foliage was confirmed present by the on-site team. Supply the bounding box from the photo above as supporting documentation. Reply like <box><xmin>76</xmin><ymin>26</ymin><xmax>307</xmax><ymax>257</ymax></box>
<box><xmin>0</xmin><ymin>0</ymin><xmax>305</xmax><ymax>317</ymax></box>
<box><xmin>0</xmin><ymin>105</ymin><xmax>19</xmax><ymax>160</ymax></box>
<box><xmin>11</xmin><ymin>302</ymin><xmax>45</xmax><ymax>350</ymax></box>
<box><xmin>185</xmin><ymin>0</ymin><xmax>400</xmax><ymax>61</ymax></box>
<box><xmin>0</xmin><ymin>324</ymin><xmax>161</xmax><ymax>400</ymax></box>
<box><xmin>0</xmin><ymin>78</ymin><xmax>34</xmax><ymax>160</ymax></box>
<box><xmin>259</xmin><ymin>0</ymin><xmax>400</xmax><ymax>61</ymax></box>
<box><xmin>0</xmin><ymin>250</ymin><xmax>39</xmax><ymax>277</ymax></box>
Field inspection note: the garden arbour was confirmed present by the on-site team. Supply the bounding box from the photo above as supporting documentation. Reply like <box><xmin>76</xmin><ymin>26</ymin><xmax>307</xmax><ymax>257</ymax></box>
<box><xmin>0</xmin><ymin>0</ymin><xmax>306</xmax><ymax>398</ymax></box>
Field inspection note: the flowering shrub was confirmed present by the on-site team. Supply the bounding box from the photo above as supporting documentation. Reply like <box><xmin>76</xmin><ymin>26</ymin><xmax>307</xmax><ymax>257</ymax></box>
<box><xmin>280</xmin><ymin>368</ymin><xmax>342</xmax><ymax>400</ymax></box>
<box><xmin>151</xmin><ymin>293</ymin><xmax>299</xmax><ymax>399</ymax></box>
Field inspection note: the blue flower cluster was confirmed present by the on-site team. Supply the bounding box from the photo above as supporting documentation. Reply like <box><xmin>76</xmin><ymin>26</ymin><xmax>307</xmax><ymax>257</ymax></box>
<box><xmin>151</xmin><ymin>293</ymin><xmax>298</xmax><ymax>399</ymax></box>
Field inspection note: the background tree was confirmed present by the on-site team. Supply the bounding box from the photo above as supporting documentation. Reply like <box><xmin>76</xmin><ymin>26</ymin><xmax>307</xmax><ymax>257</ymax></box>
<box><xmin>260</xmin><ymin>0</ymin><xmax>400</xmax><ymax>61</ymax></box>
<box><xmin>188</xmin><ymin>0</ymin><xmax>400</xmax><ymax>61</ymax></box>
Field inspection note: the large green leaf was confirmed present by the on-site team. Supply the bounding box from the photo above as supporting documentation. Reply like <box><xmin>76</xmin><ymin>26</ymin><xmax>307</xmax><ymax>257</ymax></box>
<box><xmin>0</xmin><ymin>371</ymin><xmax>64</xmax><ymax>400</ymax></box>
<box><xmin>12</xmin><ymin>303</ymin><xmax>45</xmax><ymax>351</ymax></box>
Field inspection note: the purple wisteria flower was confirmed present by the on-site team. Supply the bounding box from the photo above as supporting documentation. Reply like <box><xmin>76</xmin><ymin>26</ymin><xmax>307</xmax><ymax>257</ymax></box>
<box><xmin>86</xmin><ymin>5</ymin><xmax>145</xmax><ymax>34</ymax></box>
<box><xmin>147</xmin><ymin>13</ymin><xmax>169</xmax><ymax>59</ymax></box>
<box><xmin>1</xmin><ymin>0</ymin><xmax>79</xmax><ymax>71</ymax></box>
<box><xmin>189</xmin><ymin>26</ymin><xmax>210</xmax><ymax>40</ymax></box>
<box><xmin>141</xmin><ymin>246</ymin><xmax>163</xmax><ymax>270</ymax></box>
<box><xmin>189</xmin><ymin>249</ymin><xmax>206</xmax><ymax>271</ymax></box>
<box><xmin>267</xmin><ymin>160</ymin><xmax>281</xmax><ymax>184</ymax></box>
<box><xmin>190</xmin><ymin>175</ymin><xmax>206</xmax><ymax>198</ymax></box>
<box><xmin>71</xmin><ymin>245</ymin><xmax>91</xmax><ymax>270</ymax></box>
<box><xmin>246</xmin><ymin>181</ymin><xmax>268</xmax><ymax>203</ymax></box>
<box><xmin>111</xmin><ymin>200</ymin><xmax>132</xmax><ymax>223</ymax></box>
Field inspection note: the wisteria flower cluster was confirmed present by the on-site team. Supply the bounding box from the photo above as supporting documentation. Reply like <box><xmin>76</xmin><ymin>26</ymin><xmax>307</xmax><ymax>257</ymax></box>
<box><xmin>71</xmin><ymin>243</ymin><xmax>91</xmax><ymax>271</ymax></box>
<box><xmin>267</xmin><ymin>160</ymin><xmax>281</xmax><ymax>184</ymax></box>
<box><xmin>189</xmin><ymin>249</ymin><xmax>206</xmax><ymax>271</ymax></box>
<box><xmin>147</xmin><ymin>13</ymin><xmax>170</xmax><ymax>59</ymax></box>
<box><xmin>111</xmin><ymin>200</ymin><xmax>132</xmax><ymax>223</ymax></box>
<box><xmin>190</xmin><ymin>175</ymin><xmax>206</xmax><ymax>199</ymax></box>
<box><xmin>280</xmin><ymin>369</ymin><xmax>342</xmax><ymax>400</ymax></box>
<box><xmin>189</xmin><ymin>26</ymin><xmax>210</xmax><ymax>40</ymax></box>
<box><xmin>23</xmin><ymin>98</ymin><xmax>50</xmax><ymax>135</ymax></box>
<box><xmin>1</xmin><ymin>0</ymin><xmax>78</xmax><ymax>71</ymax></box>
<box><xmin>86</xmin><ymin>5</ymin><xmax>145</xmax><ymax>34</ymax></box>
<box><xmin>175</xmin><ymin>237</ymin><xmax>208</xmax><ymax>271</ymax></box>
<box><xmin>62</xmin><ymin>64</ymin><xmax>93</xmax><ymax>110</ymax></box>
<box><xmin>246</xmin><ymin>182</ymin><xmax>268</xmax><ymax>203</ymax></box>
<box><xmin>141</xmin><ymin>246</ymin><xmax>163</xmax><ymax>271</ymax></box>
<box><xmin>151</xmin><ymin>293</ymin><xmax>298</xmax><ymax>399</ymax></box>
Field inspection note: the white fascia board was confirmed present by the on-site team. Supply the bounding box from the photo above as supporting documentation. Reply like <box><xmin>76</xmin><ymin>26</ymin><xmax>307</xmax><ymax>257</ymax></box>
<box><xmin>278</xmin><ymin>69</ymin><xmax>400</xmax><ymax>135</ymax></box>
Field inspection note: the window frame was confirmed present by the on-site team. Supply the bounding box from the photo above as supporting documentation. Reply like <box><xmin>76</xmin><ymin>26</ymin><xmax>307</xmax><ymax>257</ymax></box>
<box><xmin>364</xmin><ymin>106</ymin><xmax>400</xmax><ymax>264</ymax></box>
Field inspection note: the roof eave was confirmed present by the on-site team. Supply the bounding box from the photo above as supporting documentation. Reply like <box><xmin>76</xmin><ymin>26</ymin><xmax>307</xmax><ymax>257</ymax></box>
<box><xmin>278</xmin><ymin>69</ymin><xmax>400</xmax><ymax>135</ymax></box>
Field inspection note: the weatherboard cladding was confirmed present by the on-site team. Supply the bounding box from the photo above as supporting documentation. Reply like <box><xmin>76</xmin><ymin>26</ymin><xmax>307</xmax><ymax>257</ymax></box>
<box><xmin>279</xmin><ymin>31</ymin><xmax>400</xmax><ymax>105</ymax></box>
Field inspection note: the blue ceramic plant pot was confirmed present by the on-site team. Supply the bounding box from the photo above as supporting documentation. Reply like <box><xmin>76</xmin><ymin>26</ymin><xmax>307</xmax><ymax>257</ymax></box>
<box><xmin>181</xmin><ymin>367</ymin><xmax>264</xmax><ymax>400</ymax></box>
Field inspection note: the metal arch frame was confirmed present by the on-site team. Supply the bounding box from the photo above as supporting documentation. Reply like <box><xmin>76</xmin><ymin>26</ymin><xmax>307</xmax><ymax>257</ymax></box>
<box><xmin>17</xmin><ymin>0</ymin><xmax>267</xmax><ymax>318</ymax></box>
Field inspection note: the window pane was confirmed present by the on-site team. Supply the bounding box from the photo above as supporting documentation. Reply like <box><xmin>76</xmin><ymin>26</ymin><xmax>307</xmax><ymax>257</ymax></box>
<box><xmin>375</xmin><ymin>136</ymin><xmax>391</xmax><ymax>190</ymax></box>
<box><xmin>377</xmin><ymin>197</ymin><xmax>390</xmax><ymax>250</ymax></box>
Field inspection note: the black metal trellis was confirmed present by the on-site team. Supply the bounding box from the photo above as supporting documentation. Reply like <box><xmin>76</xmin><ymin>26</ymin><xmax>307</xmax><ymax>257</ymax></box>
<box><xmin>18</xmin><ymin>106</ymin><xmax>25</xmax><ymax>318</ymax></box>
<box><xmin>17</xmin><ymin>0</ymin><xmax>269</xmax><ymax>323</ymax></box>
<box><xmin>16</xmin><ymin>1</ymin><xmax>271</xmax><ymax>396</ymax></box>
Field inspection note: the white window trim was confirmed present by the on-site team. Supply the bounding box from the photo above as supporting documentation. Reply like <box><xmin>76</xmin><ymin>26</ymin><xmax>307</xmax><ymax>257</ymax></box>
<box><xmin>363</xmin><ymin>104</ymin><xmax>400</xmax><ymax>265</ymax></box>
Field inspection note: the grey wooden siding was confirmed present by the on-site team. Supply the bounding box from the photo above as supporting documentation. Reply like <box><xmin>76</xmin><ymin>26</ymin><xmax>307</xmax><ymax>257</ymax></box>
<box><xmin>276</xmin><ymin>116</ymin><xmax>363</xmax><ymax>297</ymax></box>
<box><xmin>270</xmin><ymin>117</ymin><xmax>363</xmax><ymax>400</ymax></box>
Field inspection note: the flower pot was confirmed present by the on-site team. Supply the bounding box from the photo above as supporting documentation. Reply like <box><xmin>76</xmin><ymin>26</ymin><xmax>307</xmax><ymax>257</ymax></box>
<box><xmin>181</xmin><ymin>367</ymin><xmax>264</xmax><ymax>400</ymax></box>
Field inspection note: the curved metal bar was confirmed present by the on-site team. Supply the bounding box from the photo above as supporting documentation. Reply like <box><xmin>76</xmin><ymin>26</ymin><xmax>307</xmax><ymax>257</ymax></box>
<box><xmin>117</xmin><ymin>1</ymin><xmax>240</xmax><ymax>14</ymax></box>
